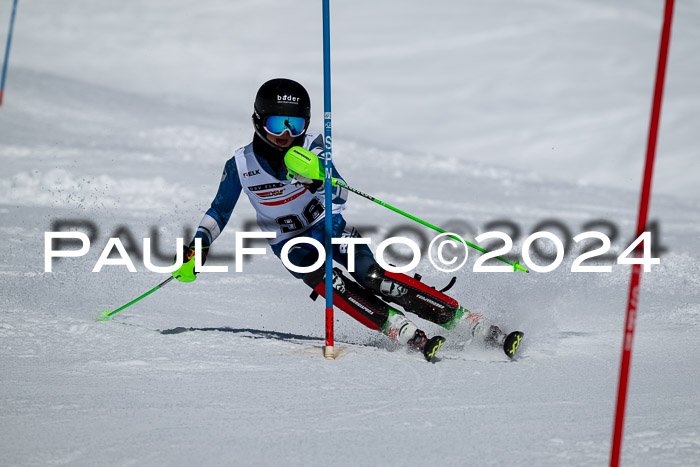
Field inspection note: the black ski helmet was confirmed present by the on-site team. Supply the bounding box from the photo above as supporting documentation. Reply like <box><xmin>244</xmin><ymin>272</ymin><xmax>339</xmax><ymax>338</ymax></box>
<box><xmin>252</xmin><ymin>78</ymin><xmax>311</xmax><ymax>145</ymax></box>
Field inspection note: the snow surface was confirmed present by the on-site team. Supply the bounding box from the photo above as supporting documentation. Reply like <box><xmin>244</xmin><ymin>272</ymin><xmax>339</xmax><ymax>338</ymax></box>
<box><xmin>1</xmin><ymin>1</ymin><xmax>700</xmax><ymax>466</ymax></box>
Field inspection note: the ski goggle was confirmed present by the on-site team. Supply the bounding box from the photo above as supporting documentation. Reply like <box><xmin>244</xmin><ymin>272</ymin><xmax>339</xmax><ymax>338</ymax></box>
<box><xmin>264</xmin><ymin>115</ymin><xmax>307</xmax><ymax>137</ymax></box>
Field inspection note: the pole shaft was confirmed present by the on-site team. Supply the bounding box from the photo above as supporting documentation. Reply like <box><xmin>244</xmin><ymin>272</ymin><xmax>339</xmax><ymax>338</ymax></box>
<box><xmin>610</xmin><ymin>1</ymin><xmax>674</xmax><ymax>465</ymax></box>
<box><xmin>0</xmin><ymin>0</ymin><xmax>19</xmax><ymax>106</ymax></box>
<box><xmin>322</xmin><ymin>0</ymin><xmax>334</xmax><ymax>351</ymax></box>
<box><xmin>107</xmin><ymin>276</ymin><xmax>175</xmax><ymax>316</ymax></box>
<box><xmin>335</xmin><ymin>180</ymin><xmax>527</xmax><ymax>272</ymax></box>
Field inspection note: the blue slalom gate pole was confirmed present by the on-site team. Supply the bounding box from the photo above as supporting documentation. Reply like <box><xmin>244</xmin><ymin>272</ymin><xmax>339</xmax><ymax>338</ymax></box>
<box><xmin>0</xmin><ymin>0</ymin><xmax>19</xmax><ymax>107</ymax></box>
<box><xmin>322</xmin><ymin>0</ymin><xmax>335</xmax><ymax>359</ymax></box>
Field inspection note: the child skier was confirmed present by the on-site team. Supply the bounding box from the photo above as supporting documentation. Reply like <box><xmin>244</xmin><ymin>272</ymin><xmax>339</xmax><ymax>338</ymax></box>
<box><xmin>173</xmin><ymin>78</ymin><xmax>522</xmax><ymax>361</ymax></box>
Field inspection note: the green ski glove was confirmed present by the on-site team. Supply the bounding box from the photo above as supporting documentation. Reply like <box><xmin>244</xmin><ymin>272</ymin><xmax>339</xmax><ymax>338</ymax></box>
<box><xmin>172</xmin><ymin>243</ymin><xmax>209</xmax><ymax>282</ymax></box>
<box><xmin>285</xmin><ymin>146</ymin><xmax>324</xmax><ymax>181</ymax></box>
<box><xmin>285</xmin><ymin>147</ymin><xmax>325</xmax><ymax>193</ymax></box>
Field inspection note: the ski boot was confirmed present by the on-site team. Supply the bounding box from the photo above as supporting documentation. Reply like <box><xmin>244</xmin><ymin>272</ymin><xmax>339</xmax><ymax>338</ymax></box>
<box><xmin>483</xmin><ymin>323</ymin><xmax>524</xmax><ymax>359</ymax></box>
<box><xmin>451</xmin><ymin>306</ymin><xmax>524</xmax><ymax>359</ymax></box>
<box><xmin>382</xmin><ymin>309</ymin><xmax>445</xmax><ymax>362</ymax></box>
<box><xmin>503</xmin><ymin>331</ymin><xmax>524</xmax><ymax>359</ymax></box>
<box><xmin>409</xmin><ymin>329</ymin><xmax>446</xmax><ymax>362</ymax></box>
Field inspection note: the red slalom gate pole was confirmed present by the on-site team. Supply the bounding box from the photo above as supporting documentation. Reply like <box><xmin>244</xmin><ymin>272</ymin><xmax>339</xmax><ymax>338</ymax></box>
<box><xmin>610</xmin><ymin>1</ymin><xmax>675</xmax><ymax>465</ymax></box>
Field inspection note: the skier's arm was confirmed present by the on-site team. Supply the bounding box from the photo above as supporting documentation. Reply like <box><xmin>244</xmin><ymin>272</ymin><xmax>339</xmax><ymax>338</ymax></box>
<box><xmin>194</xmin><ymin>157</ymin><xmax>242</xmax><ymax>248</ymax></box>
<box><xmin>173</xmin><ymin>157</ymin><xmax>241</xmax><ymax>282</ymax></box>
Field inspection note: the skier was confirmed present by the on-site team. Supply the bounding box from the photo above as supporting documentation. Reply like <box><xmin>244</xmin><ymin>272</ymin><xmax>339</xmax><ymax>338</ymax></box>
<box><xmin>173</xmin><ymin>78</ymin><xmax>522</xmax><ymax>361</ymax></box>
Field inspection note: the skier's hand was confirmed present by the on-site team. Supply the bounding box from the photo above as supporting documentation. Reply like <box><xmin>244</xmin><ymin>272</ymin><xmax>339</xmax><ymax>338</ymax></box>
<box><xmin>172</xmin><ymin>243</ymin><xmax>208</xmax><ymax>282</ymax></box>
<box><xmin>294</xmin><ymin>174</ymin><xmax>324</xmax><ymax>194</ymax></box>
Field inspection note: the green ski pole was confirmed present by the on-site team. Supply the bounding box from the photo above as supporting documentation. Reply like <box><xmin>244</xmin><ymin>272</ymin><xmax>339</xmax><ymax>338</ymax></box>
<box><xmin>331</xmin><ymin>179</ymin><xmax>528</xmax><ymax>273</ymax></box>
<box><xmin>99</xmin><ymin>275</ymin><xmax>179</xmax><ymax>321</ymax></box>
<box><xmin>284</xmin><ymin>146</ymin><xmax>529</xmax><ymax>273</ymax></box>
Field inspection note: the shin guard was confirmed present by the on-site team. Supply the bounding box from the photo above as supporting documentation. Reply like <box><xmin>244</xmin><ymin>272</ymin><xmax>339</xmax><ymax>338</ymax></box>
<box><xmin>365</xmin><ymin>264</ymin><xmax>459</xmax><ymax>326</ymax></box>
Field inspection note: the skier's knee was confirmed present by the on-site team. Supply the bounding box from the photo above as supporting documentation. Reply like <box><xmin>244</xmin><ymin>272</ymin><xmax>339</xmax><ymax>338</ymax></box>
<box><xmin>365</xmin><ymin>264</ymin><xmax>408</xmax><ymax>298</ymax></box>
<box><xmin>302</xmin><ymin>266</ymin><xmax>325</xmax><ymax>289</ymax></box>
